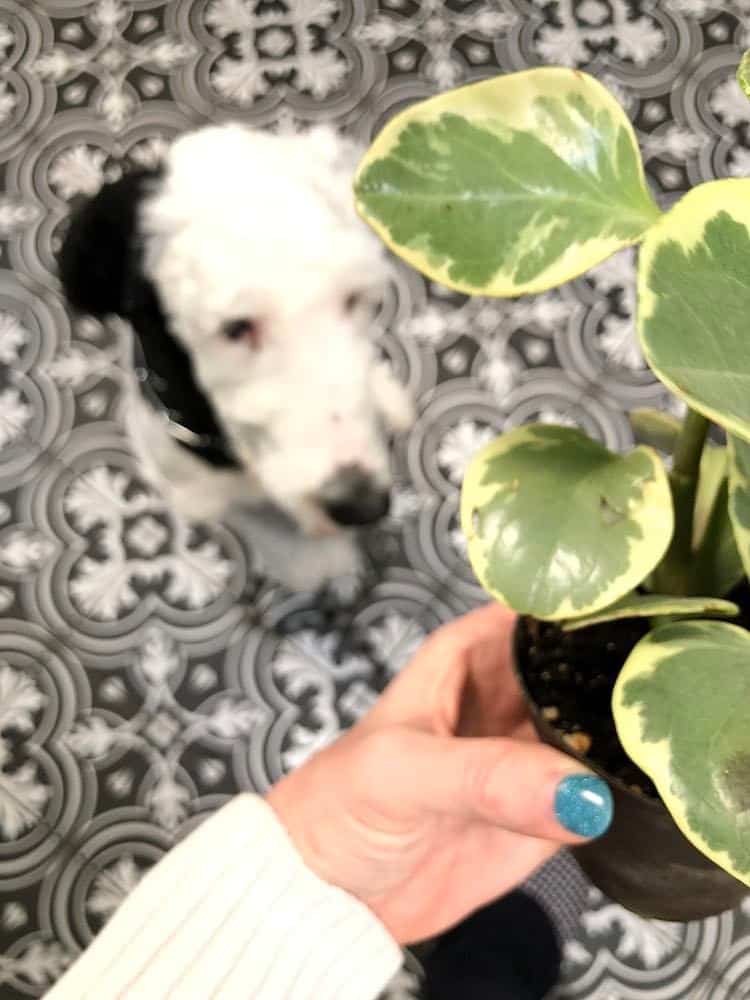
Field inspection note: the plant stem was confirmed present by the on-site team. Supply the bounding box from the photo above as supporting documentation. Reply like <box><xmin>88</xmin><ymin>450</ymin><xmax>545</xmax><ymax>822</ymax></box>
<box><xmin>652</xmin><ymin>407</ymin><xmax>710</xmax><ymax>595</ymax></box>
<box><xmin>671</xmin><ymin>408</ymin><xmax>710</xmax><ymax>482</ymax></box>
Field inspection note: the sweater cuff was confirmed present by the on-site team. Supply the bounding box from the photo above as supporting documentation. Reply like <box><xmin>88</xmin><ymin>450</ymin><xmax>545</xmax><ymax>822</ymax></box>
<box><xmin>46</xmin><ymin>794</ymin><xmax>403</xmax><ymax>1000</ymax></box>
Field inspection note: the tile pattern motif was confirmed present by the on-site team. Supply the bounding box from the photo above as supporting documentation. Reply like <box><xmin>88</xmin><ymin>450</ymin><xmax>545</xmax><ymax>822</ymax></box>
<box><xmin>1</xmin><ymin>1</ymin><xmax>749</xmax><ymax>997</ymax></box>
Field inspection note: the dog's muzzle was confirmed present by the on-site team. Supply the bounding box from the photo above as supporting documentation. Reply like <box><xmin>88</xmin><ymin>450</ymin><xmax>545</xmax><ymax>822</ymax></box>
<box><xmin>318</xmin><ymin>464</ymin><xmax>391</xmax><ymax>527</ymax></box>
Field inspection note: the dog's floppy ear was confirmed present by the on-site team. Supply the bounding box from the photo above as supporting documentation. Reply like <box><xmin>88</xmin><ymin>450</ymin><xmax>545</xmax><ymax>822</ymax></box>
<box><xmin>57</xmin><ymin>168</ymin><xmax>162</xmax><ymax>319</ymax></box>
<box><xmin>57</xmin><ymin>166</ymin><xmax>233</xmax><ymax>456</ymax></box>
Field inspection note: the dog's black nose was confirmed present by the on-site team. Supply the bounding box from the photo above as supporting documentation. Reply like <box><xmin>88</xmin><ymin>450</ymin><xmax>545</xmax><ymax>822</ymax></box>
<box><xmin>324</xmin><ymin>490</ymin><xmax>390</xmax><ymax>527</ymax></box>
<box><xmin>320</xmin><ymin>466</ymin><xmax>391</xmax><ymax>527</ymax></box>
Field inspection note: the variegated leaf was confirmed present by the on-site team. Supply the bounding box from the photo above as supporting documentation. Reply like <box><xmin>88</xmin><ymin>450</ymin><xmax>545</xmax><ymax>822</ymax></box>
<box><xmin>355</xmin><ymin>68</ymin><xmax>660</xmax><ymax>297</ymax></box>
<box><xmin>628</xmin><ymin>408</ymin><xmax>681</xmax><ymax>454</ymax></box>
<box><xmin>562</xmin><ymin>593</ymin><xmax>738</xmax><ymax>632</ymax></box>
<box><xmin>628</xmin><ymin>411</ymin><xmax>741</xmax><ymax>595</ymax></box>
<box><xmin>738</xmin><ymin>50</ymin><xmax>750</xmax><ymax>100</ymax></box>
<box><xmin>728</xmin><ymin>434</ymin><xmax>750</xmax><ymax>579</ymax></box>
<box><xmin>614</xmin><ymin>620</ymin><xmax>750</xmax><ymax>886</ymax></box>
<box><xmin>460</xmin><ymin>424</ymin><xmax>673</xmax><ymax>619</ymax></box>
<box><xmin>628</xmin><ymin>411</ymin><xmax>740</xmax><ymax>574</ymax></box>
<box><xmin>693</xmin><ymin>445</ymin><xmax>726</xmax><ymax>548</ymax></box>
<box><xmin>638</xmin><ymin>180</ymin><xmax>750</xmax><ymax>442</ymax></box>
<box><xmin>692</xmin><ymin>445</ymin><xmax>744</xmax><ymax>597</ymax></box>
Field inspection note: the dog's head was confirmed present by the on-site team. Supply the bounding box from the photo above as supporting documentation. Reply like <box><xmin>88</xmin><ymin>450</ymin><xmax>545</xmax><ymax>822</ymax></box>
<box><xmin>58</xmin><ymin>124</ymin><xmax>410</xmax><ymax>533</ymax></box>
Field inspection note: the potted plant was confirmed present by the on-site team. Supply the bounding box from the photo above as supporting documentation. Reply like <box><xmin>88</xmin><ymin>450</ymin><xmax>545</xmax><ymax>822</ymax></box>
<box><xmin>353</xmin><ymin>62</ymin><xmax>750</xmax><ymax>921</ymax></box>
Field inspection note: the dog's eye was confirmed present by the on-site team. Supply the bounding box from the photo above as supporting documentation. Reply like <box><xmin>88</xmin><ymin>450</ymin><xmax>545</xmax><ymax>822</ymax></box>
<box><xmin>344</xmin><ymin>292</ymin><xmax>363</xmax><ymax>313</ymax></box>
<box><xmin>222</xmin><ymin>318</ymin><xmax>259</xmax><ymax>343</ymax></box>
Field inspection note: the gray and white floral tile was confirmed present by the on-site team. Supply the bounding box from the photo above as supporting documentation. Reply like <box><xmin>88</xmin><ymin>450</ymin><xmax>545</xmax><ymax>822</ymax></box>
<box><xmin>2</xmin><ymin>1</ymin><xmax>750</xmax><ymax>997</ymax></box>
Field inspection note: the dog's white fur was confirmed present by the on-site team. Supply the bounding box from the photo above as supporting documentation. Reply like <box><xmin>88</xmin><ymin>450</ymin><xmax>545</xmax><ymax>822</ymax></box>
<box><xmin>127</xmin><ymin>124</ymin><xmax>414</xmax><ymax>588</ymax></box>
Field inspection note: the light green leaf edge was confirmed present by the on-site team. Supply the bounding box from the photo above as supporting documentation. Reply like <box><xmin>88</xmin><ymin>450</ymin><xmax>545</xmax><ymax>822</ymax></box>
<box><xmin>355</xmin><ymin>67</ymin><xmax>660</xmax><ymax>297</ymax></box>
<box><xmin>614</xmin><ymin>620</ymin><xmax>750</xmax><ymax>886</ymax></box>
<box><xmin>738</xmin><ymin>50</ymin><xmax>750</xmax><ymax>100</ymax></box>
<box><xmin>562</xmin><ymin>593</ymin><xmax>738</xmax><ymax>631</ymax></box>
<box><xmin>638</xmin><ymin>179</ymin><xmax>750</xmax><ymax>443</ymax></box>
<box><xmin>460</xmin><ymin>424</ymin><xmax>673</xmax><ymax>620</ymax></box>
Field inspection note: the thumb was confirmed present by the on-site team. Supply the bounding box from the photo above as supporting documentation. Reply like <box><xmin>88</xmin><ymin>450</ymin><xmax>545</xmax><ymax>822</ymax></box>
<box><xmin>380</xmin><ymin>729</ymin><xmax>613</xmax><ymax>843</ymax></box>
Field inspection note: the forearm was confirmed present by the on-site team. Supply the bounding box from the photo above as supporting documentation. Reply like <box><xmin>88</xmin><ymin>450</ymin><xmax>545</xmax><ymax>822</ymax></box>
<box><xmin>46</xmin><ymin>795</ymin><xmax>402</xmax><ymax>999</ymax></box>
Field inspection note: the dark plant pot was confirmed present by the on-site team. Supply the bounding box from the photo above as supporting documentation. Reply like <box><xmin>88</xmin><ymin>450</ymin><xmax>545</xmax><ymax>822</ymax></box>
<box><xmin>513</xmin><ymin>618</ymin><xmax>748</xmax><ymax>922</ymax></box>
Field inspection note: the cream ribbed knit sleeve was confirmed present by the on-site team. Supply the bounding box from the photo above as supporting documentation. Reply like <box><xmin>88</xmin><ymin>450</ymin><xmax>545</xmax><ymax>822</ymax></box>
<box><xmin>46</xmin><ymin>794</ymin><xmax>403</xmax><ymax>1000</ymax></box>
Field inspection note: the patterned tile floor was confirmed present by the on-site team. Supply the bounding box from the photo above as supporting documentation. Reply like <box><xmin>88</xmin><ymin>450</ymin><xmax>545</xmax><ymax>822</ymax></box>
<box><xmin>2</xmin><ymin>0</ymin><xmax>750</xmax><ymax>997</ymax></box>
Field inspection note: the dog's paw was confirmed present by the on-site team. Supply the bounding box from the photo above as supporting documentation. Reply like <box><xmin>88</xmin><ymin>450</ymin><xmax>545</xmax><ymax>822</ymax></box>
<box><xmin>281</xmin><ymin>532</ymin><xmax>364</xmax><ymax>594</ymax></box>
<box><xmin>237</xmin><ymin>505</ymin><xmax>365</xmax><ymax>593</ymax></box>
<box><xmin>167</xmin><ymin>471</ymin><xmax>252</xmax><ymax>523</ymax></box>
<box><xmin>372</xmin><ymin>361</ymin><xmax>416</xmax><ymax>434</ymax></box>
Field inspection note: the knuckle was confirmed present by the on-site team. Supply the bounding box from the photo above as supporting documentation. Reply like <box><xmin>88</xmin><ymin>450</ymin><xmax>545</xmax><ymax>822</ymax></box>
<box><xmin>465</xmin><ymin>740</ymin><xmax>515</xmax><ymax>816</ymax></box>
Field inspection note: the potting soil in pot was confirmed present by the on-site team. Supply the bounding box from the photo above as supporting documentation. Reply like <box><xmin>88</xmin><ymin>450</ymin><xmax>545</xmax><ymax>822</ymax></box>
<box><xmin>517</xmin><ymin>614</ymin><xmax>655</xmax><ymax>795</ymax></box>
<box><xmin>517</xmin><ymin>580</ymin><xmax>750</xmax><ymax>800</ymax></box>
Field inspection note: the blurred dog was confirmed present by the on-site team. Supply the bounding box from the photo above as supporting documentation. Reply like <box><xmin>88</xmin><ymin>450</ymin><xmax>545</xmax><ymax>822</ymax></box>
<box><xmin>58</xmin><ymin>123</ymin><xmax>414</xmax><ymax>590</ymax></box>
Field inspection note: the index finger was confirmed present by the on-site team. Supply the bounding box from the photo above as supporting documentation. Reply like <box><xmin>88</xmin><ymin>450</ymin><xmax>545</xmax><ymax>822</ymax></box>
<box><xmin>360</xmin><ymin>602</ymin><xmax>517</xmax><ymax>733</ymax></box>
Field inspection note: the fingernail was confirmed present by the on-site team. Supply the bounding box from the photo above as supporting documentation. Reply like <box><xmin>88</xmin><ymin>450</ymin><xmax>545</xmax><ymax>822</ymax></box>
<box><xmin>554</xmin><ymin>774</ymin><xmax>613</xmax><ymax>838</ymax></box>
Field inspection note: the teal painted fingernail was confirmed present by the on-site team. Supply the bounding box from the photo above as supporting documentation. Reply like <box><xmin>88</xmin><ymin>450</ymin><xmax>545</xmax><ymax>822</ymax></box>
<box><xmin>555</xmin><ymin>774</ymin><xmax>613</xmax><ymax>838</ymax></box>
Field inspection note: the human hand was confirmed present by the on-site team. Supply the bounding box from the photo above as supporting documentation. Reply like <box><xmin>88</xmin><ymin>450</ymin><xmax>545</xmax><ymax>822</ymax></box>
<box><xmin>266</xmin><ymin>602</ymin><xmax>612</xmax><ymax>945</ymax></box>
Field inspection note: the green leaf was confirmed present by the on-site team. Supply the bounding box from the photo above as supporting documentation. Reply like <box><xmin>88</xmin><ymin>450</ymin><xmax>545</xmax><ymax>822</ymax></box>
<box><xmin>460</xmin><ymin>424</ymin><xmax>673</xmax><ymax>619</ymax></box>
<box><xmin>614</xmin><ymin>620</ymin><xmax>750</xmax><ymax>886</ymax></box>
<box><xmin>693</xmin><ymin>445</ymin><xmax>727</xmax><ymax>547</ymax></box>
<box><xmin>692</xmin><ymin>446</ymin><xmax>744</xmax><ymax>596</ymax></box>
<box><xmin>355</xmin><ymin>67</ymin><xmax>660</xmax><ymax>297</ymax></box>
<box><xmin>728</xmin><ymin>434</ymin><xmax>750</xmax><ymax>580</ymax></box>
<box><xmin>738</xmin><ymin>50</ymin><xmax>750</xmax><ymax>101</ymax></box>
<box><xmin>627</xmin><ymin>412</ymin><xmax>742</xmax><ymax>594</ymax></box>
<box><xmin>638</xmin><ymin>180</ymin><xmax>750</xmax><ymax>441</ymax></box>
<box><xmin>628</xmin><ymin>408</ymin><xmax>681</xmax><ymax>453</ymax></box>
<box><xmin>562</xmin><ymin>593</ymin><xmax>738</xmax><ymax>631</ymax></box>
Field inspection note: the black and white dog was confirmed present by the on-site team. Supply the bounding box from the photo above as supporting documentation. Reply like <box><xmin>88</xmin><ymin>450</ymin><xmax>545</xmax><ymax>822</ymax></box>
<box><xmin>58</xmin><ymin>123</ymin><xmax>414</xmax><ymax>590</ymax></box>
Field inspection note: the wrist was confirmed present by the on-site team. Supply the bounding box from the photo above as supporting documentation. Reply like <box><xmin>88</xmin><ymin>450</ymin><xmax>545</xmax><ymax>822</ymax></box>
<box><xmin>250</xmin><ymin>794</ymin><xmax>404</xmax><ymax>997</ymax></box>
<box><xmin>265</xmin><ymin>776</ymin><xmax>343</xmax><ymax>891</ymax></box>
